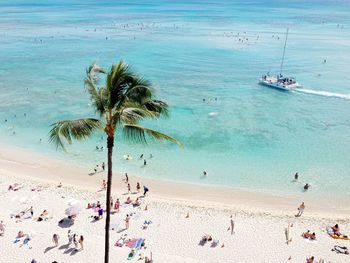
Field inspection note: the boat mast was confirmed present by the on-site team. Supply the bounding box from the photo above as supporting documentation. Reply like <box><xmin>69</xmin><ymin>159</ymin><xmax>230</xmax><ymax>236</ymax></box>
<box><xmin>280</xmin><ymin>28</ymin><xmax>289</xmax><ymax>76</ymax></box>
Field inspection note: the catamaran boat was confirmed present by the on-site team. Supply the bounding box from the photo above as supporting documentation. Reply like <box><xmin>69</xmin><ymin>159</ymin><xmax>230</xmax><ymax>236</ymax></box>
<box><xmin>259</xmin><ymin>28</ymin><xmax>302</xmax><ymax>91</ymax></box>
<box><xmin>259</xmin><ymin>74</ymin><xmax>300</xmax><ymax>91</ymax></box>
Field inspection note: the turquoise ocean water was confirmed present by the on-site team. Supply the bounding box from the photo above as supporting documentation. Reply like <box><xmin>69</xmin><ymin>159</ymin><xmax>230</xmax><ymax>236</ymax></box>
<box><xmin>1</xmin><ymin>0</ymin><xmax>350</xmax><ymax>198</ymax></box>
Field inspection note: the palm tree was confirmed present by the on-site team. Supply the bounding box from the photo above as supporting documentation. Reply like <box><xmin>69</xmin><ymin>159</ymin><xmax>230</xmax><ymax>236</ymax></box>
<box><xmin>49</xmin><ymin>60</ymin><xmax>181</xmax><ymax>263</ymax></box>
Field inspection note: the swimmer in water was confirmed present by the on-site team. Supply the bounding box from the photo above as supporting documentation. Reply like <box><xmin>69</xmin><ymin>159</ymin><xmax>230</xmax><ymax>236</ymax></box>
<box><xmin>304</xmin><ymin>183</ymin><xmax>310</xmax><ymax>191</ymax></box>
<box><xmin>294</xmin><ymin>172</ymin><xmax>298</xmax><ymax>181</ymax></box>
<box><xmin>203</xmin><ymin>171</ymin><xmax>207</xmax><ymax>177</ymax></box>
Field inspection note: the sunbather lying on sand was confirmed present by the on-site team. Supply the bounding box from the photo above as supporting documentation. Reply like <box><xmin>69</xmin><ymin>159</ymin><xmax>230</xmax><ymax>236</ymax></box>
<box><xmin>133</xmin><ymin>198</ymin><xmax>141</xmax><ymax>207</ymax></box>
<box><xmin>302</xmin><ymin>230</ymin><xmax>316</xmax><ymax>240</ymax></box>
<box><xmin>201</xmin><ymin>234</ymin><xmax>213</xmax><ymax>243</ymax></box>
<box><xmin>125</xmin><ymin>197</ymin><xmax>132</xmax><ymax>204</ymax></box>
<box><xmin>8</xmin><ymin>183</ymin><xmax>23</xmax><ymax>191</ymax></box>
<box><xmin>36</xmin><ymin>210</ymin><xmax>49</xmax><ymax>221</ymax></box>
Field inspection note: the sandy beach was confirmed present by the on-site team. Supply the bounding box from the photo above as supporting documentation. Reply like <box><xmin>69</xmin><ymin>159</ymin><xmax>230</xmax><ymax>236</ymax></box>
<box><xmin>1</xmin><ymin>144</ymin><xmax>350</xmax><ymax>263</ymax></box>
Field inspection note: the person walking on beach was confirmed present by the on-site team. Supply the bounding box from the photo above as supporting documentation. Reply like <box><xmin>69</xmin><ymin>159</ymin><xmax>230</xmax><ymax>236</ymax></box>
<box><xmin>79</xmin><ymin>235</ymin><xmax>84</xmax><ymax>250</ymax></box>
<box><xmin>114</xmin><ymin>199</ymin><xmax>120</xmax><ymax>212</ymax></box>
<box><xmin>127</xmin><ymin>183</ymin><xmax>131</xmax><ymax>194</ymax></box>
<box><xmin>67</xmin><ymin>230</ymin><xmax>73</xmax><ymax>246</ymax></box>
<box><xmin>102</xmin><ymin>162</ymin><xmax>105</xmax><ymax>171</ymax></box>
<box><xmin>143</xmin><ymin>185</ymin><xmax>149</xmax><ymax>196</ymax></box>
<box><xmin>125</xmin><ymin>173</ymin><xmax>129</xmax><ymax>183</ymax></box>
<box><xmin>98</xmin><ymin>207</ymin><xmax>104</xmax><ymax>219</ymax></box>
<box><xmin>125</xmin><ymin>214</ymin><xmax>130</xmax><ymax>229</ymax></box>
<box><xmin>73</xmin><ymin>234</ymin><xmax>78</xmax><ymax>250</ymax></box>
<box><xmin>0</xmin><ymin>220</ymin><xmax>5</xmax><ymax>235</ymax></box>
<box><xmin>52</xmin><ymin>234</ymin><xmax>59</xmax><ymax>247</ymax></box>
<box><xmin>29</xmin><ymin>206</ymin><xmax>34</xmax><ymax>217</ymax></box>
<box><xmin>102</xmin><ymin>180</ymin><xmax>106</xmax><ymax>189</ymax></box>
<box><xmin>295</xmin><ymin>202</ymin><xmax>305</xmax><ymax>217</ymax></box>
<box><xmin>136</xmin><ymin>182</ymin><xmax>141</xmax><ymax>193</ymax></box>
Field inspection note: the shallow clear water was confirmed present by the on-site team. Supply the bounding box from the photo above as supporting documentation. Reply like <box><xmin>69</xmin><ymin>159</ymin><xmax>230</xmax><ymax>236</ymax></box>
<box><xmin>1</xmin><ymin>0</ymin><xmax>350</xmax><ymax>198</ymax></box>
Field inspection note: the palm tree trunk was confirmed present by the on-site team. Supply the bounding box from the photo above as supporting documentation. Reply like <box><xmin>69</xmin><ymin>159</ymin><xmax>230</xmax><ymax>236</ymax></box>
<box><xmin>104</xmin><ymin>135</ymin><xmax>114</xmax><ymax>263</ymax></box>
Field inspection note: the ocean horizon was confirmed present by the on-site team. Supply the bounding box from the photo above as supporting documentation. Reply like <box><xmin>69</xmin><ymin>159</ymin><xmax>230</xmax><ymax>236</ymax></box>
<box><xmin>1</xmin><ymin>0</ymin><xmax>350</xmax><ymax>199</ymax></box>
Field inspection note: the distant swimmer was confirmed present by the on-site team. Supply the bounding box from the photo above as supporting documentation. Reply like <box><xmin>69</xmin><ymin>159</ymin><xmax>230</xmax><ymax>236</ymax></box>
<box><xmin>144</xmin><ymin>159</ymin><xmax>147</xmax><ymax>166</ymax></box>
<box><xmin>304</xmin><ymin>183</ymin><xmax>310</xmax><ymax>191</ymax></box>
<box><xmin>323</xmin><ymin>59</ymin><xmax>327</xmax><ymax>63</ymax></box>
<box><xmin>294</xmin><ymin>172</ymin><xmax>299</xmax><ymax>181</ymax></box>
<box><xmin>149</xmin><ymin>153</ymin><xmax>153</xmax><ymax>158</ymax></box>
<box><xmin>96</xmin><ymin>146</ymin><xmax>99</xmax><ymax>150</ymax></box>
<box><xmin>139</xmin><ymin>154</ymin><xmax>144</xmax><ymax>159</ymax></box>
<box><xmin>203</xmin><ymin>170</ymin><xmax>207</xmax><ymax>177</ymax></box>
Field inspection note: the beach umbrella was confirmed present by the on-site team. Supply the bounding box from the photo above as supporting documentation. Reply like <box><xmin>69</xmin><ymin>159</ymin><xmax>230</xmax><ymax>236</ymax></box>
<box><xmin>67</xmin><ymin>199</ymin><xmax>80</xmax><ymax>206</ymax></box>
<box><xmin>65</xmin><ymin>205</ymin><xmax>81</xmax><ymax>216</ymax></box>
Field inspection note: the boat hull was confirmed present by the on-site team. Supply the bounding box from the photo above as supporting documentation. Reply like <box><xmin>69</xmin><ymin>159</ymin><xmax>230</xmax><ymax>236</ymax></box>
<box><xmin>259</xmin><ymin>79</ymin><xmax>300</xmax><ymax>91</ymax></box>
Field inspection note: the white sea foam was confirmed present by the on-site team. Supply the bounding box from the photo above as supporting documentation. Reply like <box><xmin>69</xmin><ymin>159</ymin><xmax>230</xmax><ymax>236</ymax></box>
<box><xmin>295</xmin><ymin>88</ymin><xmax>350</xmax><ymax>100</ymax></box>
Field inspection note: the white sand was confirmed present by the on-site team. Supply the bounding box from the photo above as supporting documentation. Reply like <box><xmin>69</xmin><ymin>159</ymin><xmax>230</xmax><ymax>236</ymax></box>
<box><xmin>0</xmin><ymin>144</ymin><xmax>350</xmax><ymax>263</ymax></box>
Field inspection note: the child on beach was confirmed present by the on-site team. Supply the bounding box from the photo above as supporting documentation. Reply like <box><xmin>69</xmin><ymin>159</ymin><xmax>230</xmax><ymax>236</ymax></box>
<box><xmin>79</xmin><ymin>235</ymin><xmax>84</xmax><ymax>250</ymax></box>
<box><xmin>52</xmin><ymin>234</ymin><xmax>59</xmax><ymax>247</ymax></box>
<box><xmin>125</xmin><ymin>214</ymin><xmax>130</xmax><ymax>229</ymax></box>
<box><xmin>67</xmin><ymin>230</ymin><xmax>73</xmax><ymax>246</ymax></box>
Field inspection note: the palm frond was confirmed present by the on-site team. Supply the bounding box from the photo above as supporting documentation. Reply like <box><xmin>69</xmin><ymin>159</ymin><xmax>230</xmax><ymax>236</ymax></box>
<box><xmin>123</xmin><ymin>124</ymin><xmax>183</xmax><ymax>147</ymax></box>
<box><xmin>143</xmin><ymin>100</ymin><xmax>169</xmax><ymax>117</ymax></box>
<box><xmin>120</xmin><ymin>104</ymin><xmax>157</xmax><ymax>123</ymax></box>
<box><xmin>124</xmin><ymin>75</ymin><xmax>153</xmax><ymax>104</ymax></box>
<box><xmin>49</xmin><ymin>118</ymin><xmax>102</xmax><ymax>150</ymax></box>
<box><xmin>84</xmin><ymin>63</ymin><xmax>107</xmax><ymax>116</ymax></box>
<box><xmin>107</xmin><ymin>61</ymin><xmax>134</xmax><ymax>109</ymax></box>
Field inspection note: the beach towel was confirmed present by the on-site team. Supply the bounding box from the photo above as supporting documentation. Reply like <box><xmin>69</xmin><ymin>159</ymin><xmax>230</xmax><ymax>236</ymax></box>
<box><xmin>329</xmin><ymin>234</ymin><xmax>350</xmax><ymax>240</ymax></box>
<box><xmin>127</xmin><ymin>250</ymin><xmax>136</xmax><ymax>260</ymax></box>
<box><xmin>125</xmin><ymin>238</ymin><xmax>138</xmax><ymax>248</ymax></box>
<box><xmin>211</xmin><ymin>240</ymin><xmax>219</xmax><ymax>248</ymax></box>
<box><xmin>115</xmin><ymin>238</ymin><xmax>125</xmax><ymax>247</ymax></box>
<box><xmin>134</xmin><ymin>238</ymin><xmax>145</xmax><ymax>249</ymax></box>
<box><xmin>332</xmin><ymin>245</ymin><xmax>349</xmax><ymax>254</ymax></box>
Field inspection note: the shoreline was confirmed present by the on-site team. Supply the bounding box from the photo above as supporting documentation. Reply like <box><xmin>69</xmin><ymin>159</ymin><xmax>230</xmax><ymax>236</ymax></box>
<box><xmin>1</xmin><ymin>143</ymin><xmax>350</xmax><ymax>219</ymax></box>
